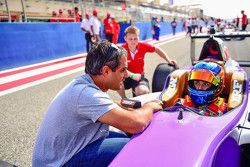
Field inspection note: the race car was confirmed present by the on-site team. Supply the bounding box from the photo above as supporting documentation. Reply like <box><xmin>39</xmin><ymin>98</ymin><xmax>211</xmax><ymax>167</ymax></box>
<box><xmin>198</xmin><ymin>25</ymin><xmax>250</xmax><ymax>41</ymax></box>
<box><xmin>109</xmin><ymin>35</ymin><xmax>250</xmax><ymax>167</ymax></box>
<box><xmin>220</xmin><ymin>23</ymin><xmax>236</xmax><ymax>41</ymax></box>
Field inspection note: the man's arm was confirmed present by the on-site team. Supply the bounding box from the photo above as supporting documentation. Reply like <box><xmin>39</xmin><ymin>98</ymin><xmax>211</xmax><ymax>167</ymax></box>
<box><xmin>89</xmin><ymin>18</ymin><xmax>96</xmax><ymax>41</ymax></box>
<box><xmin>81</xmin><ymin>27</ymin><xmax>89</xmax><ymax>33</ymax></box>
<box><xmin>90</xmin><ymin>25</ymin><xmax>94</xmax><ymax>35</ymax></box>
<box><xmin>90</xmin><ymin>25</ymin><xmax>97</xmax><ymax>43</ymax></box>
<box><xmin>98</xmin><ymin>100</ymin><xmax>162</xmax><ymax>134</ymax></box>
<box><xmin>155</xmin><ymin>47</ymin><xmax>178</xmax><ymax>67</ymax></box>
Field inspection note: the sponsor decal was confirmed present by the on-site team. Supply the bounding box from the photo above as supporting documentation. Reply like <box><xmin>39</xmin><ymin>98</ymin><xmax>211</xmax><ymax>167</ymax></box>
<box><xmin>169</xmin><ymin>77</ymin><xmax>177</xmax><ymax>89</ymax></box>
<box><xmin>231</xmin><ymin>80</ymin><xmax>242</xmax><ymax>102</ymax></box>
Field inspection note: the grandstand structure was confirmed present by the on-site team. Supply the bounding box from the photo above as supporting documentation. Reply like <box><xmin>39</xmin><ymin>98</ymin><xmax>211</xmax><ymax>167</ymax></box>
<box><xmin>0</xmin><ymin>0</ymin><xmax>201</xmax><ymax>22</ymax></box>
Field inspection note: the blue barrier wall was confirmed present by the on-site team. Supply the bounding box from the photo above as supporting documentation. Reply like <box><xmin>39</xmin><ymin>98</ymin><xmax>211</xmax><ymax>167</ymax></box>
<box><xmin>0</xmin><ymin>23</ymin><xmax>85</xmax><ymax>70</ymax></box>
<box><xmin>0</xmin><ymin>21</ymin><xmax>183</xmax><ymax>70</ymax></box>
<box><xmin>118</xmin><ymin>21</ymin><xmax>183</xmax><ymax>43</ymax></box>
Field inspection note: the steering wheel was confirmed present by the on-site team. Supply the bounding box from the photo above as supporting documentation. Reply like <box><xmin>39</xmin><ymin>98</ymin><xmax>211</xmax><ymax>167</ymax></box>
<box><xmin>163</xmin><ymin>101</ymin><xmax>203</xmax><ymax>116</ymax></box>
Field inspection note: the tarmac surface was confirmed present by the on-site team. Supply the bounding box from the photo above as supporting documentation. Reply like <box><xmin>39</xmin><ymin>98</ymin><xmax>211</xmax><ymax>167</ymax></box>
<box><xmin>1</xmin><ymin>33</ymin><xmax>250</xmax><ymax>167</ymax></box>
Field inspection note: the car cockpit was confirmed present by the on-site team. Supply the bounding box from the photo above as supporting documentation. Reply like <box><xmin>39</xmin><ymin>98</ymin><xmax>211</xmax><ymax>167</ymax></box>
<box><xmin>160</xmin><ymin>37</ymin><xmax>246</xmax><ymax>113</ymax></box>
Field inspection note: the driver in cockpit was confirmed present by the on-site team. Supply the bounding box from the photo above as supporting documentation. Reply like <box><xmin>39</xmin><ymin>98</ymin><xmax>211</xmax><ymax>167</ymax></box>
<box><xmin>175</xmin><ymin>61</ymin><xmax>228</xmax><ymax>116</ymax></box>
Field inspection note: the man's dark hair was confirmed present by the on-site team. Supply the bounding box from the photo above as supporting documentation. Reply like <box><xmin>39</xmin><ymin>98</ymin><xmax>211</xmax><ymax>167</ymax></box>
<box><xmin>85</xmin><ymin>41</ymin><xmax>127</xmax><ymax>75</ymax></box>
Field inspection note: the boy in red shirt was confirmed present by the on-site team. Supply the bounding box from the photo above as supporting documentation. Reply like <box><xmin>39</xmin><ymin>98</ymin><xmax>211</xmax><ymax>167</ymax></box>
<box><xmin>118</xmin><ymin>25</ymin><xmax>177</xmax><ymax>98</ymax></box>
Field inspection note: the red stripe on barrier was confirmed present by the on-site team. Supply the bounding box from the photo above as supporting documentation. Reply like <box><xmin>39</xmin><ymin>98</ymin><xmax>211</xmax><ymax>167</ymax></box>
<box><xmin>0</xmin><ymin>63</ymin><xmax>85</xmax><ymax>91</ymax></box>
<box><xmin>0</xmin><ymin>55</ymin><xmax>86</xmax><ymax>78</ymax></box>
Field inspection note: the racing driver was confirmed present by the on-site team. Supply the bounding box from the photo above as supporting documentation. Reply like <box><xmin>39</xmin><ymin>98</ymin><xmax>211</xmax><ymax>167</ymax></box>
<box><xmin>175</xmin><ymin>61</ymin><xmax>228</xmax><ymax>116</ymax></box>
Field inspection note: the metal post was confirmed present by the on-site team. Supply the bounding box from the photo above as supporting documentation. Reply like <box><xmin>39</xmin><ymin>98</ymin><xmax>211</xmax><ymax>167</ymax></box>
<box><xmin>190</xmin><ymin>37</ymin><xmax>196</xmax><ymax>65</ymax></box>
<box><xmin>4</xmin><ymin>0</ymin><xmax>11</xmax><ymax>22</ymax></box>
<box><xmin>20</xmin><ymin>0</ymin><xmax>27</xmax><ymax>22</ymax></box>
<box><xmin>71</xmin><ymin>0</ymin><xmax>76</xmax><ymax>22</ymax></box>
<box><xmin>79</xmin><ymin>0</ymin><xmax>84</xmax><ymax>18</ymax></box>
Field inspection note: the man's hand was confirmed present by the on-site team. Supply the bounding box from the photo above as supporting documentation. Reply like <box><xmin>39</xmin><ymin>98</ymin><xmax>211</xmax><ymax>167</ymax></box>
<box><xmin>91</xmin><ymin>36</ymin><xmax>97</xmax><ymax>43</ymax></box>
<box><xmin>143</xmin><ymin>100</ymin><xmax>163</xmax><ymax>112</ymax></box>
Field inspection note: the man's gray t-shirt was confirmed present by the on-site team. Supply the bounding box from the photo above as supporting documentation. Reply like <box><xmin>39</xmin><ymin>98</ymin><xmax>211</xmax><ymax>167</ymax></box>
<box><xmin>32</xmin><ymin>74</ymin><xmax>118</xmax><ymax>167</ymax></box>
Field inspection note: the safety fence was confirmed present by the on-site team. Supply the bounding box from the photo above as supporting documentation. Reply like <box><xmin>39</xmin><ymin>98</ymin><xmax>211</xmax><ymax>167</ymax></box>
<box><xmin>0</xmin><ymin>21</ymin><xmax>183</xmax><ymax>71</ymax></box>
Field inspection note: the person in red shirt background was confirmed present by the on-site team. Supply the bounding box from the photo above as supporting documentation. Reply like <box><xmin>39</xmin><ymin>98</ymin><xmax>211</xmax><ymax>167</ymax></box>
<box><xmin>112</xmin><ymin>17</ymin><xmax>120</xmax><ymax>44</ymax></box>
<box><xmin>67</xmin><ymin>9</ymin><xmax>74</xmax><ymax>22</ymax></box>
<box><xmin>241</xmin><ymin>10</ymin><xmax>248</xmax><ymax>31</ymax></box>
<box><xmin>103</xmin><ymin>12</ymin><xmax>114</xmax><ymax>42</ymax></box>
<box><xmin>58</xmin><ymin>9</ymin><xmax>66</xmax><ymax>22</ymax></box>
<box><xmin>117</xmin><ymin>25</ymin><xmax>177</xmax><ymax>98</ymax></box>
<box><xmin>50</xmin><ymin>11</ymin><xmax>57</xmax><ymax>22</ymax></box>
<box><xmin>74</xmin><ymin>7</ymin><xmax>81</xmax><ymax>22</ymax></box>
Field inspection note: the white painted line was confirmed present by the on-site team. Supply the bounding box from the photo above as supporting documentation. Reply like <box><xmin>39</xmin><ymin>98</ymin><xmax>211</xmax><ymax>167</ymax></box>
<box><xmin>0</xmin><ymin>67</ymin><xmax>83</xmax><ymax>96</ymax></box>
<box><xmin>0</xmin><ymin>53</ymin><xmax>86</xmax><ymax>74</ymax></box>
<box><xmin>0</xmin><ymin>58</ymin><xmax>85</xmax><ymax>84</ymax></box>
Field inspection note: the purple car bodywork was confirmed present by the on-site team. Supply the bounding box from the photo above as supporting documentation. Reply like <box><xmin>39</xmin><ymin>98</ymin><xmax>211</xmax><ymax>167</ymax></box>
<box><xmin>109</xmin><ymin>68</ymin><xmax>249</xmax><ymax>167</ymax></box>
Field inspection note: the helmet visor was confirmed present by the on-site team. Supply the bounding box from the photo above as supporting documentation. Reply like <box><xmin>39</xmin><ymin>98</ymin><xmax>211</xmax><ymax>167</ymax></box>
<box><xmin>189</xmin><ymin>68</ymin><xmax>220</xmax><ymax>86</ymax></box>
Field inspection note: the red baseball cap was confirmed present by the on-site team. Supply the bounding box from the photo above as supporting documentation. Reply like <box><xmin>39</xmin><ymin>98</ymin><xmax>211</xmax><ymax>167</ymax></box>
<box><xmin>93</xmin><ymin>9</ymin><xmax>98</xmax><ymax>15</ymax></box>
<box><xmin>85</xmin><ymin>13</ymin><xmax>90</xmax><ymax>17</ymax></box>
<box><xmin>59</xmin><ymin>9</ymin><xmax>63</xmax><ymax>13</ymax></box>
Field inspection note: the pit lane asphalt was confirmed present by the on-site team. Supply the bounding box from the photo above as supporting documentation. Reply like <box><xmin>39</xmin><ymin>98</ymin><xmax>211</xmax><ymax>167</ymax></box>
<box><xmin>1</xmin><ymin>36</ymin><xmax>250</xmax><ymax>167</ymax></box>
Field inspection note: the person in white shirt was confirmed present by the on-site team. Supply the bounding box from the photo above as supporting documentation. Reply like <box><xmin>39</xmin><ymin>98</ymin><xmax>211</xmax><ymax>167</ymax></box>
<box><xmin>186</xmin><ymin>18</ymin><xmax>192</xmax><ymax>36</ymax></box>
<box><xmin>207</xmin><ymin>17</ymin><xmax>216</xmax><ymax>34</ymax></box>
<box><xmin>90</xmin><ymin>9</ymin><xmax>101</xmax><ymax>43</ymax></box>
<box><xmin>81</xmin><ymin>13</ymin><xmax>92</xmax><ymax>52</ymax></box>
<box><xmin>207</xmin><ymin>17</ymin><xmax>216</xmax><ymax>28</ymax></box>
<box><xmin>191</xmin><ymin>18</ymin><xmax>196</xmax><ymax>34</ymax></box>
<box><xmin>198</xmin><ymin>17</ymin><xmax>206</xmax><ymax>33</ymax></box>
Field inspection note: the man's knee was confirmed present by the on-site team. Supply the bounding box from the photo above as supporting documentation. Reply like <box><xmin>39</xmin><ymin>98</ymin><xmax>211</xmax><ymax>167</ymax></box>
<box><xmin>134</xmin><ymin>85</ymin><xmax>150</xmax><ymax>96</ymax></box>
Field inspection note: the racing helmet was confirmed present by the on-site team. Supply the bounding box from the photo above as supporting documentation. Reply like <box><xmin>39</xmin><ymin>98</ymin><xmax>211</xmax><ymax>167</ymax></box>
<box><xmin>188</xmin><ymin>61</ymin><xmax>225</xmax><ymax>105</ymax></box>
